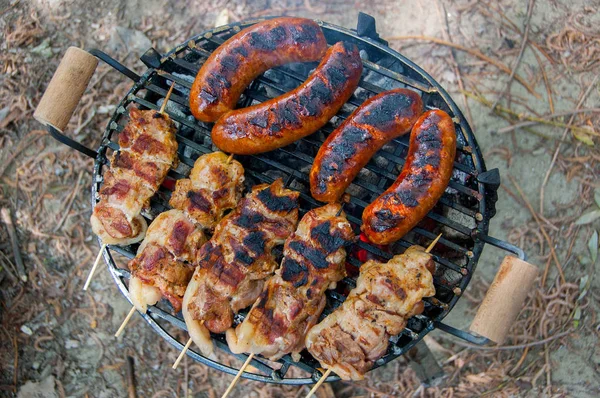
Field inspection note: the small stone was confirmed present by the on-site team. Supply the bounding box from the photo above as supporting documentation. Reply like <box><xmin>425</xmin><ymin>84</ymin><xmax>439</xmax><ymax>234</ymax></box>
<box><xmin>17</xmin><ymin>376</ymin><xmax>58</xmax><ymax>398</ymax></box>
<box><xmin>65</xmin><ymin>339</ymin><xmax>79</xmax><ymax>349</ymax></box>
<box><xmin>21</xmin><ymin>325</ymin><xmax>33</xmax><ymax>336</ymax></box>
<box><xmin>31</xmin><ymin>362</ymin><xmax>40</xmax><ymax>370</ymax></box>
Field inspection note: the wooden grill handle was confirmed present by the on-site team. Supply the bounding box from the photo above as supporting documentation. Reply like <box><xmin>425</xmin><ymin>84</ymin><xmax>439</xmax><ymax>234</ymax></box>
<box><xmin>469</xmin><ymin>255</ymin><xmax>538</xmax><ymax>345</ymax></box>
<box><xmin>33</xmin><ymin>47</ymin><xmax>98</xmax><ymax>132</ymax></box>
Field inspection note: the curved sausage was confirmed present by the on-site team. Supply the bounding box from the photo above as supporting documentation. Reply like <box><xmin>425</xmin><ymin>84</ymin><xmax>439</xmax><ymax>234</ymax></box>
<box><xmin>190</xmin><ymin>17</ymin><xmax>327</xmax><ymax>123</ymax></box>
<box><xmin>310</xmin><ymin>89</ymin><xmax>423</xmax><ymax>203</ymax></box>
<box><xmin>211</xmin><ymin>42</ymin><xmax>363</xmax><ymax>155</ymax></box>
<box><xmin>361</xmin><ymin>110</ymin><xmax>456</xmax><ymax>245</ymax></box>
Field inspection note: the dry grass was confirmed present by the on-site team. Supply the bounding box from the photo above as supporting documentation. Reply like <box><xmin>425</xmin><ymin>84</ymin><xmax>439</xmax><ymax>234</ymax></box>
<box><xmin>0</xmin><ymin>0</ymin><xmax>598</xmax><ymax>396</ymax></box>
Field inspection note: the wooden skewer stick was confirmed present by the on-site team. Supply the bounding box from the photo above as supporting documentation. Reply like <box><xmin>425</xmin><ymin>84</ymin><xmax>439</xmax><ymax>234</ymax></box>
<box><xmin>83</xmin><ymin>243</ymin><xmax>107</xmax><ymax>291</ymax></box>
<box><xmin>225</xmin><ymin>153</ymin><xmax>234</xmax><ymax>164</ymax></box>
<box><xmin>159</xmin><ymin>82</ymin><xmax>176</xmax><ymax>114</ymax></box>
<box><xmin>425</xmin><ymin>233</ymin><xmax>443</xmax><ymax>253</ymax></box>
<box><xmin>221</xmin><ymin>353</ymin><xmax>255</xmax><ymax>398</ymax></box>
<box><xmin>115</xmin><ymin>306</ymin><xmax>137</xmax><ymax>338</ymax></box>
<box><xmin>305</xmin><ymin>368</ymin><xmax>332</xmax><ymax>398</ymax></box>
<box><xmin>172</xmin><ymin>337</ymin><xmax>193</xmax><ymax>369</ymax></box>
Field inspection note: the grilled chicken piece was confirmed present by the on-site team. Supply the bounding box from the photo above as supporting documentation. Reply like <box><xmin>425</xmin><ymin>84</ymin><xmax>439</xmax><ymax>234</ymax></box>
<box><xmin>183</xmin><ymin>179</ymin><xmax>300</xmax><ymax>356</ymax></box>
<box><xmin>226</xmin><ymin>204</ymin><xmax>355</xmax><ymax>361</ymax></box>
<box><xmin>305</xmin><ymin>246</ymin><xmax>436</xmax><ymax>380</ymax></box>
<box><xmin>128</xmin><ymin>210</ymin><xmax>206</xmax><ymax>313</ymax></box>
<box><xmin>90</xmin><ymin>108</ymin><xmax>178</xmax><ymax>244</ymax></box>
<box><xmin>169</xmin><ymin>152</ymin><xmax>244</xmax><ymax>230</ymax></box>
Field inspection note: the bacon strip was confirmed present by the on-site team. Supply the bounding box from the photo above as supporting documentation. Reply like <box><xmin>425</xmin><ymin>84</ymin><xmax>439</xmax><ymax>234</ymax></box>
<box><xmin>90</xmin><ymin>108</ymin><xmax>178</xmax><ymax>245</ymax></box>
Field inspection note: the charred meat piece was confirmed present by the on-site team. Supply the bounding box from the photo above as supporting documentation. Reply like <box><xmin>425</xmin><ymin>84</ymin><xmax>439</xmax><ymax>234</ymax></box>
<box><xmin>169</xmin><ymin>151</ymin><xmax>244</xmax><ymax>230</ymax></box>
<box><xmin>182</xmin><ymin>179</ymin><xmax>300</xmax><ymax>356</ymax></box>
<box><xmin>128</xmin><ymin>209</ymin><xmax>207</xmax><ymax>313</ymax></box>
<box><xmin>227</xmin><ymin>203</ymin><xmax>355</xmax><ymax>361</ymax></box>
<box><xmin>305</xmin><ymin>246</ymin><xmax>436</xmax><ymax>380</ymax></box>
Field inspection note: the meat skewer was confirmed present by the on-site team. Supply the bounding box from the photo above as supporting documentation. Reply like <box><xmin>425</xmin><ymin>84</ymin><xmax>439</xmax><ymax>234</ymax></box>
<box><xmin>84</xmin><ymin>83</ymin><xmax>178</xmax><ymax>290</ymax></box>
<box><xmin>176</xmin><ymin>179</ymin><xmax>300</xmax><ymax>360</ymax></box>
<box><xmin>304</xmin><ymin>234</ymin><xmax>441</xmax><ymax>397</ymax></box>
<box><xmin>226</xmin><ymin>203</ymin><xmax>355</xmax><ymax>361</ymax></box>
<box><xmin>222</xmin><ymin>203</ymin><xmax>354</xmax><ymax>397</ymax></box>
<box><xmin>114</xmin><ymin>152</ymin><xmax>245</xmax><ymax>337</ymax></box>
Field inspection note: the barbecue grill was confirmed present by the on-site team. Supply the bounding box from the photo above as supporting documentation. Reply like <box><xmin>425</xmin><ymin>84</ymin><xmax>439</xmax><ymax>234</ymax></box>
<box><xmin>33</xmin><ymin>13</ymin><xmax>537</xmax><ymax>385</ymax></box>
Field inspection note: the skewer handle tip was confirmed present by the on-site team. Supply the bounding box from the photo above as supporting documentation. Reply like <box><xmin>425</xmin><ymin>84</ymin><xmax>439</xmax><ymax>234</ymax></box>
<box><xmin>83</xmin><ymin>243</ymin><xmax>107</xmax><ymax>291</ymax></box>
<box><xmin>172</xmin><ymin>338</ymin><xmax>193</xmax><ymax>370</ymax></box>
<box><xmin>305</xmin><ymin>368</ymin><xmax>332</xmax><ymax>398</ymax></box>
<box><xmin>425</xmin><ymin>233</ymin><xmax>443</xmax><ymax>254</ymax></box>
<box><xmin>221</xmin><ymin>353</ymin><xmax>254</xmax><ymax>398</ymax></box>
<box><xmin>115</xmin><ymin>306</ymin><xmax>137</xmax><ymax>338</ymax></box>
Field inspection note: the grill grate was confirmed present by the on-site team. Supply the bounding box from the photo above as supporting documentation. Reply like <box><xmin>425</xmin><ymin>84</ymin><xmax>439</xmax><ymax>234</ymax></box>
<box><xmin>81</xmin><ymin>16</ymin><xmax>523</xmax><ymax>384</ymax></box>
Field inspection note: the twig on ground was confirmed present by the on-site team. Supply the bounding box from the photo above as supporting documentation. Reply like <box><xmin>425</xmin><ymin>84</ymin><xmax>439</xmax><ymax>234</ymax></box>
<box><xmin>1</xmin><ymin>208</ymin><xmax>26</xmax><ymax>282</ymax></box>
<box><xmin>464</xmin><ymin>91</ymin><xmax>598</xmax><ymax>136</ymax></box>
<box><xmin>53</xmin><ymin>170</ymin><xmax>84</xmax><ymax>232</ymax></box>
<box><xmin>435</xmin><ymin>1</ymin><xmax>473</xmax><ymax>126</ymax></box>
<box><xmin>540</xmin><ymin>75</ymin><xmax>599</xmax><ymax>215</ymax></box>
<box><xmin>386</xmin><ymin>35</ymin><xmax>540</xmax><ymax>97</ymax></box>
<box><xmin>508</xmin><ymin>175</ymin><xmax>565</xmax><ymax>284</ymax></box>
<box><xmin>126</xmin><ymin>356</ymin><xmax>137</xmax><ymax>398</ymax></box>
<box><xmin>496</xmin><ymin>108</ymin><xmax>600</xmax><ymax>134</ymax></box>
<box><xmin>491</xmin><ymin>0</ymin><xmax>536</xmax><ymax>111</ymax></box>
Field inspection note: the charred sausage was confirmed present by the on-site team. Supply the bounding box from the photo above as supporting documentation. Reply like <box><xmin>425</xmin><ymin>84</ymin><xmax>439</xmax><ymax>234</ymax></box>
<box><xmin>190</xmin><ymin>17</ymin><xmax>327</xmax><ymax>123</ymax></box>
<box><xmin>211</xmin><ymin>42</ymin><xmax>363</xmax><ymax>155</ymax></box>
<box><xmin>361</xmin><ymin>109</ymin><xmax>456</xmax><ymax>245</ymax></box>
<box><xmin>310</xmin><ymin>89</ymin><xmax>423</xmax><ymax>203</ymax></box>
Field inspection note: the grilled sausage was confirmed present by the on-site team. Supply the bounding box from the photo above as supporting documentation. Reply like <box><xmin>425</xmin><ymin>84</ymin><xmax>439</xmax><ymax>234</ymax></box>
<box><xmin>211</xmin><ymin>42</ymin><xmax>363</xmax><ymax>155</ymax></box>
<box><xmin>361</xmin><ymin>110</ymin><xmax>456</xmax><ymax>245</ymax></box>
<box><xmin>310</xmin><ymin>89</ymin><xmax>423</xmax><ymax>203</ymax></box>
<box><xmin>190</xmin><ymin>17</ymin><xmax>327</xmax><ymax>123</ymax></box>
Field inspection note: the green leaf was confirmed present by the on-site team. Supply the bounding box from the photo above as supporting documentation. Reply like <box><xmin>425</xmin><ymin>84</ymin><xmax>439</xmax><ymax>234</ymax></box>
<box><xmin>595</xmin><ymin>189</ymin><xmax>600</xmax><ymax>209</ymax></box>
<box><xmin>572</xmin><ymin>305</ymin><xmax>581</xmax><ymax>329</ymax></box>
<box><xmin>578</xmin><ymin>275</ymin><xmax>591</xmax><ymax>301</ymax></box>
<box><xmin>573</xmin><ymin>127</ymin><xmax>595</xmax><ymax>146</ymax></box>
<box><xmin>589</xmin><ymin>231</ymin><xmax>598</xmax><ymax>265</ymax></box>
<box><xmin>575</xmin><ymin>209</ymin><xmax>600</xmax><ymax>225</ymax></box>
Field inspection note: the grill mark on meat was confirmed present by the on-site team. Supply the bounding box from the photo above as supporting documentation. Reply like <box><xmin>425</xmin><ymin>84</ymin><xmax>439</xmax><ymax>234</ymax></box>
<box><xmin>100</xmin><ymin>178</ymin><xmax>131</xmax><ymax>200</ymax></box>
<box><xmin>310</xmin><ymin>221</ymin><xmax>348</xmax><ymax>254</ymax></box>
<box><xmin>289</xmin><ymin>241</ymin><xmax>329</xmax><ymax>269</ymax></box>
<box><xmin>290</xmin><ymin>22</ymin><xmax>321</xmax><ymax>44</ymax></box>
<box><xmin>355</xmin><ymin>92</ymin><xmax>414</xmax><ymax>127</ymax></box>
<box><xmin>130</xmin><ymin>134</ymin><xmax>167</xmax><ymax>155</ymax></box>
<box><xmin>235</xmin><ymin>207</ymin><xmax>266</xmax><ymax>228</ymax></box>
<box><xmin>169</xmin><ymin>220</ymin><xmax>192</xmax><ymax>256</ymax></box>
<box><xmin>256</xmin><ymin>186</ymin><xmax>298</xmax><ymax>212</ymax></box>
<box><xmin>281</xmin><ymin>257</ymin><xmax>309</xmax><ymax>287</ymax></box>
<box><xmin>243</xmin><ymin>231</ymin><xmax>267</xmax><ymax>255</ymax></box>
<box><xmin>187</xmin><ymin>190</ymin><xmax>212</xmax><ymax>213</ymax></box>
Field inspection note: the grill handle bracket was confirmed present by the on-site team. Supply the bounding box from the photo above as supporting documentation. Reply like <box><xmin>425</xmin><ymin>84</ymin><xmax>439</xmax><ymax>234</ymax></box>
<box><xmin>35</xmin><ymin>47</ymin><xmax>139</xmax><ymax>159</ymax></box>
<box><xmin>356</xmin><ymin>12</ymin><xmax>388</xmax><ymax>45</ymax></box>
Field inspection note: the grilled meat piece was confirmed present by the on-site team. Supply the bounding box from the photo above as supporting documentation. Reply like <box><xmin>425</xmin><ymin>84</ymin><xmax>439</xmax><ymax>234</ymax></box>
<box><xmin>128</xmin><ymin>210</ymin><xmax>207</xmax><ymax>313</ymax></box>
<box><xmin>169</xmin><ymin>152</ymin><xmax>244</xmax><ymax>230</ymax></box>
<box><xmin>227</xmin><ymin>203</ymin><xmax>355</xmax><ymax>361</ymax></box>
<box><xmin>90</xmin><ymin>108</ymin><xmax>178</xmax><ymax>244</ymax></box>
<box><xmin>305</xmin><ymin>246</ymin><xmax>436</xmax><ymax>380</ymax></box>
<box><xmin>183</xmin><ymin>179</ymin><xmax>300</xmax><ymax>356</ymax></box>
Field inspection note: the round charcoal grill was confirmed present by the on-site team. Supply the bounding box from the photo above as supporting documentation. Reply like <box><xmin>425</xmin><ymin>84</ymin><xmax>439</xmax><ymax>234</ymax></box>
<box><xmin>38</xmin><ymin>13</ymin><xmax>527</xmax><ymax>385</ymax></box>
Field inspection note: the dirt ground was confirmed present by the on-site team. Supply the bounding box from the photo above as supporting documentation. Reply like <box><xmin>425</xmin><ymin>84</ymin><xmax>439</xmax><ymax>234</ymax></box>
<box><xmin>1</xmin><ymin>0</ymin><xmax>599</xmax><ymax>397</ymax></box>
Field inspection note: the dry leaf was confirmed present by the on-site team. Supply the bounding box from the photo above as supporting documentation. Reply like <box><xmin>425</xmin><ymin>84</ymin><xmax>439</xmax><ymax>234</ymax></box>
<box><xmin>589</xmin><ymin>231</ymin><xmax>598</xmax><ymax>264</ymax></box>
<box><xmin>575</xmin><ymin>209</ymin><xmax>600</xmax><ymax>225</ymax></box>
<box><xmin>573</xmin><ymin>127</ymin><xmax>594</xmax><ymax>146</ymax></box>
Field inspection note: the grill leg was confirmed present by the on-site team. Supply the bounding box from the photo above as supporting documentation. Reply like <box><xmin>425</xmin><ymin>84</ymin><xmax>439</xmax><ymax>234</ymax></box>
<box><xmin>407</xmin><ymin>341</ymin><xmax>445</xmax><ymax>387</ymax></box>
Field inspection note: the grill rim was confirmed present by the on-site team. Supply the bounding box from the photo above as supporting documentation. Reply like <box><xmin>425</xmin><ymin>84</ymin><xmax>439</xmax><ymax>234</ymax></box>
<box><xmin>77</xmin><ymin>15</ymin><xmax>525</xmax><ymax>385</ymax></box>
